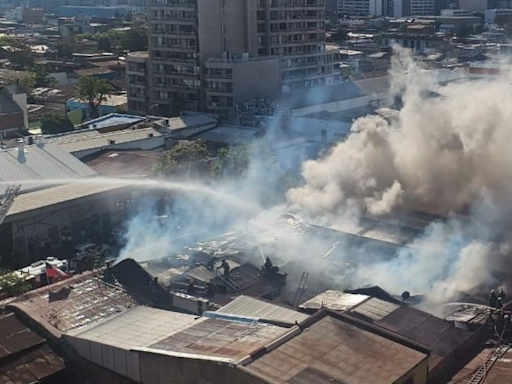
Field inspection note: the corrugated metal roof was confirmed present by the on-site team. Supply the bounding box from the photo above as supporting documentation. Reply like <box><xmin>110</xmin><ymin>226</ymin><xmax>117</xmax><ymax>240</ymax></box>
<box><xmin>298</xmin><ymin>291</ymin><xmax>369</xmax><ymax>312</ymax></box>
<box><xmin>246</xmin><ymin>314</ymin><xmax>427</xmax><ymax>384</ymax></box>
<box><xmin>10</xmin><ymin>275</ymin><xmax>138</xmax><ymax>333</ymax></box>
<box><xmin>67</xmin><ymin>306</ymin><xmax>200</xmax><ymax>350</ymax></box>
<box><xmin>0</xmin><ymin>143</ymin><xmax>97</xmax><ymax>195</ymax></box>
<box><xmin>149</xmin><ymin>318</ymin><xmax>289</xmax><ymax>362</ymax></box>
<box><xmin>349</xmin><ymin>297</ymin><xmax>401</xmax><ymax>321</ymax></box>
<box><xmin>6</xmin><ymin>182</ymin><xmax>130</xmax><ymax>218</ymax></box>
<box><xmin>166</xmin><ymin>114</ymin><xmax>217</xmax><ymax>130</ymax></box>
<box><xmin>48</xmin><ymin>128</ymin><xmax>162</xmax><ymax>153</ymax></box>
<box><xmin>217</xmin><ymin>296</ymin><xmax>308</xmax><ymax>324</ymax></box>
<box><xmin>0</xmin><ymin>313</ymin><xmax>65</xmax><ymax>384</ymax></box>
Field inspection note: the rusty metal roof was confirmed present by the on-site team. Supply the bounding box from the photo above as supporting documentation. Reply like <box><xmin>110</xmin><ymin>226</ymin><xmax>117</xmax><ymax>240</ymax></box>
<box><xmin>149</xmin><ymin>318</ymin><xmax>289</xmax><ymax>363</ymax></box>
<box><xmin>245</xmin><ymin>313</ymin><xmax>428</xmax><ymax>384</ymax></box>
<box><xmin>298</xmin><ymin>291</ymin><xmax>370</xmax><ymax>312</ymax></box>
<box><xmin>448</xmin><ymin>348</ymin><xmax>512</xmax><ymax>384</ymax></box>
<box><xmin>349</xmin><ymin>297</ymin><xmax>401</xmax><ymax>321</ymax></box>
<box><xmin>0</xmin><ymin>314</ymin><xmax>65</xmax><ymax>384</ymax></box>
<box><xmin>216</xmin><ymin>296</ymin><xmax>309</xmax><ymax>325</ymax></box>
<box><xmin>9</xmin><ymin>273</ymin><xmax>139</xmax><ymax>335</ymax></box>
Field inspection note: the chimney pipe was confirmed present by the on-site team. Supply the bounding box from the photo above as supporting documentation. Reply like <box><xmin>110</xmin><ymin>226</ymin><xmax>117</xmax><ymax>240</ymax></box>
<box><xmin>17</xmin><ymin>138</ymin><xmax>25</xmax><ymax>157</ymax></box>
<box><xmin>37</xmin><ymin>134</ymin><xmax>44</xmax><ymax>148</ymax></box>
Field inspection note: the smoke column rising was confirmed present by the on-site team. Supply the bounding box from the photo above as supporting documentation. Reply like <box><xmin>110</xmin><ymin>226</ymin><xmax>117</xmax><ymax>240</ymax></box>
<box><xmin>287</xmin><ymin>47</ymin><xmax>512</xmax><ymax>305</ymax></box>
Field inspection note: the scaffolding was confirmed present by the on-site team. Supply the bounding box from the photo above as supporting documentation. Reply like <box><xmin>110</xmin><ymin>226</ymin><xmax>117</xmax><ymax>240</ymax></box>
<box><xmin>0</xmin><ymin>185</ymin><xmax>21</xmax><ymax>226</ymax></box>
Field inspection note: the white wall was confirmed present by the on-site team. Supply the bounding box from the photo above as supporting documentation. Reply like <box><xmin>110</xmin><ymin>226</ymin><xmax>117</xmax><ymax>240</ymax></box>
<box><xmin>292</xmin><ymin>117</ymin><xmax>352</xmax><ymax>144</ymax></box>
<box><xmin>71</xmin><ymin>136</ymin><xmax>166</xmax><ymax>159</ymax></box>
<box><xmin>291</xmin><ymin>94</ymin><xmax>379</xmax><ymax>117</ymax></box>
<box><xmin>11</xmin><ymin>92</ymin><xmax>28</xmax><ymax>128</ymax></box>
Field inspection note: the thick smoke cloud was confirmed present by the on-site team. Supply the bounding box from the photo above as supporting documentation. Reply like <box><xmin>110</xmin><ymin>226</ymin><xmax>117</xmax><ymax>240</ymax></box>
<box><xmin>287</xmin><ymin>47</ymin><xmax>512</xmax><ymax>305</ymax></box>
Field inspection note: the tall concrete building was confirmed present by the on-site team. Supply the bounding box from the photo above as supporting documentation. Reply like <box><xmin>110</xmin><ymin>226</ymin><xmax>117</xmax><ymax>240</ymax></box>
<box><xmin>146</xmin><ymin>0</ymin><xmax>340</xmax><ymax>119</ymax></box>
<box><xmin>337</xmin><ymin>0</ymin><xmax>388</xmax><ymax>16</ymax></box>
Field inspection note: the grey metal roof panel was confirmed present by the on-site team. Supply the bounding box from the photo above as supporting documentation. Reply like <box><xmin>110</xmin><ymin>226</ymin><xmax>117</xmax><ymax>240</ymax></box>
<box><xmin>349</xmin><ymin>298</ymin><xmax>401</xmax><ymax>321</ymax></box>
<box><xmin>298</xmin><ymin>291</ymin><xmax>370</xmax><ymax>312</ymax></box>
<box><xmin>51</xmin><ymin>128</ymin><xmax>162</xmax><ymax>153</ymax></box>
<box><xmin>0</xmin><ymin>143</ymin><xmax>97</xmax><ymax>195</ymax></box>
<box><xmin>217</xmin><ymin>296</ymin><xmax>309</xmax><ymax>324</ymax></box>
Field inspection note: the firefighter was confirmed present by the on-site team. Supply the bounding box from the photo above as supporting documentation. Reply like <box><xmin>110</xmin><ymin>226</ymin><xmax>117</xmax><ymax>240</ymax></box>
<box><xmin>217</xmin><ymin>259</ymin><xmax>230</xmax><ymax>278</ymax></box>
<box><xmin>187</xmin><ymin>279</ymin><xmax>196</xmax><ymax>295</ymax></box>
<box><xmin>496</xmin><ymin>297</ymin><xmax>504</xmax><ymax>311</ymax></box>
<box><xmin>490</xmin><ymin>289</ymin><xmax>498</xmax><ymax>308</ymax></box>
<box><xmin>498</xmin><ymin>287</ymin><xmax>507</xmax><ymax>302</ymax></box>
<box><xmin>204</xmin><ymin>281</ymin><xmax>216</xmax><ymax>297</ymax></box>
<box><xmin>263</xmin><ymin>257</ymin><xmax>273</xmax><ymax>273</ymax></box>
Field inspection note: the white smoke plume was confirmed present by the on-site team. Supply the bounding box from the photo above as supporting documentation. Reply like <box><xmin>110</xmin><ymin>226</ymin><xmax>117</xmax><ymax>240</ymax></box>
<box><xmin>287</xmin><ymin>47</ymin><xmax>512</xmax><ymax>304</ymax></box>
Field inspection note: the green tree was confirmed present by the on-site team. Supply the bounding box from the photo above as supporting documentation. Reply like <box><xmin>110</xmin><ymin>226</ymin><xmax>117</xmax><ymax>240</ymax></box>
<box><xmin>455</xmin><ymin>24</ymin><xmax>472</xmax><ymax>42</ymax></box>
<box><xmin>40</xmin><ymin>113</ymin><xmax>75</xmax><ymax>134</ymax></box>
<box><xmin>155</xmin><ymin>140</ymin><xmax>213</xmax><ymax>177</ymax></box>
<box><xmin>8</xmin><ymin>44</ymin><xmax>34</xmax><ymax>70</ymax></box>
<box><xmin>4</xmin><ymin>71</ymin><xmax>36</xmax><ymax>95</ymax></box>
<box><xmin>31</xmin><ymin>65</ymin><xmax>57</xmax><ymax>88</ymax></box>
<box><xmin>0</xmin><ymin>272</ymin><xmax>31</xmax><ymax>296</ymax></box>
<box><xmin>0</xmin><ymin>35</ymin><xmax>14</xmax><ymax>47</ymax></box>
<box><xmin>119</xmin><ymin>28</ymin><xmax>148</xmax><ymax>52</ymax></box>
<box><xmin>217</xmin><ymin>144</ymin><xmax>250</xmax><ymax>178</ymax></box>
<box><xmin>77</xmin><ymin>76</ymin><xmax>111</xmax><ymax>119</ymax></box>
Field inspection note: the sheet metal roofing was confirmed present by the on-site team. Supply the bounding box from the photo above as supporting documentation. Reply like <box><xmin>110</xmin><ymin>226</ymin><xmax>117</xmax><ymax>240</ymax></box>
<box><xmin>81</xmin><ymin>113</ymin><xmax>144</xmax><ymax>129</ymax></box>
<box><xmin>165</xmin><ymin>114</ymin><xmax>217</xmax><ymax>130</ymax></box>
<box><xmin>0</xmin><ymin>313</ymin><xmax>65</xmax><ymax>384</ymax></box>
<box><xmin>246</xmin><ymin>313</ymin><xmax>427</xmax><ymax>384</ymax></box>
<box><xmin>298</xmin><ymin>291</ymin><xmax>370</xmax><ymax>312</ymax></box>
<box><xmin>149</xmin><ymin>317</ymin><xmax>289</xmax><ymax>363</ymax></box>
<box><xmin>9</xmin><ymin>275</ymin><xmax>138</xmax><ymax>335</ymax></box>
<box><xmin>0</xmin><ymin>142</ymin><xmax>96</xmax><ymax>195</ymax></box>
<box><xmin>48</xmin><ymin>127</ymin><xmax>162</xmax><ymax>153</ymax></box>
<box><xmin>216</xmin><ymin>295</ymin><xmax>309</xmax><ymax>325</ymax></box>
<box><xmin>67</xmin><ymin>306</ymin><xmax>200</xmax><ymax>350</ymax></box>
<box><xmin>6</xmin><ymin>181</ymin><xmax>130</xmax><ymax>218</ymax></box>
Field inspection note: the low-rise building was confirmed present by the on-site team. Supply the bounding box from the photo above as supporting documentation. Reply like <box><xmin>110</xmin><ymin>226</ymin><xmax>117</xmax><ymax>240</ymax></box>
<box><xmin>0</xmin><ymin>85</ymin><xmax>27</xmax><ymax>136</ymax></box>
<box><xmin>66</xmin><ymin>93</ymin><xmax>128</xmax><ymax>120</ymax></box>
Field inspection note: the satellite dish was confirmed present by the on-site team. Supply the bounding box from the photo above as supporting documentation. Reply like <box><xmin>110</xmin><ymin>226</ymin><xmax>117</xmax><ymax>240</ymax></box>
<box><xmin>402</xmin><ymin>291</ymin><xmax>410</xmax><ymax>300</ymax></box>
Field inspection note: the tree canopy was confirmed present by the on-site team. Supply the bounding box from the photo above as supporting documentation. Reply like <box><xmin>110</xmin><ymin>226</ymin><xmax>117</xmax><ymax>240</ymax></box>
<box><xmin>40</xmin><ymin>113</ymin><xmax>75</xmax><ymax>135</ymax></box>
<box><xmin>77</xmin><ymin>27</ymin><xmax>148</xmax><ymax>53</ymax></box>
<box><xmin>4</xmin><ymin>71</ymin><xmax>36</xmax><ymax>95</ymax></box>
<box><xmin>77</xmin><ymin>76</ymin><xmax>111</xmax><ymax>119</ymax></box>
<box><xmin>155</xmin><ymin>140</ymin><xmax>213</xmax><ymax>177</ymax></box>
<box><xmin>0</xmin><ymin>273</ymin><xmax>31</xmax><ymax>296</ymax></box>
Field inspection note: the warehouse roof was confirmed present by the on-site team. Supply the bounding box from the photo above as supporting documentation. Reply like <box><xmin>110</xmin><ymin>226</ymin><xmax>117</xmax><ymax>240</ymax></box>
<box><xmin>0</xmin><ymin>313</ymin><xmax>65</xmax><ymax>384</ymax></box>
<box><xmin>0</xmin><ymin>142</ymin><xmax>97</xmax><ymax>195</ymax></box>
<box><xmin>6</xmin><ymin>181</ymin><xmax>131</xmax><ymax>218</ymax></box>
<box><xmin>245</xmin><ymin>311</ymin><xmax>428</xmax><ymax>384</ymax></box>
<box><xmin>48</xmin><ymin>127</ymin><xmax>162</xmax><ymax>153</ymax></box>
<box><xmin>164</xmin><ymin>114</ymin><xmax>217</xmax><ymax>130</ymax></box>
<box><xmin>66</xmin><ymin>306</ymin><xmax>201</xmax><ymax>350</ymax></box>
<box><xmin>298</xmin><ymin>290</ymin><xmax>370</xmax><ymax>312</ymax></box>
<box><xmin>216</xmin><ymin>295</ymin><xmax>309</xmax><ymax>325</ymax></box>
<box><xmin>7</xmin><ymin>274</ymin><xmax>139</xmax><ymax>336</ymax></box>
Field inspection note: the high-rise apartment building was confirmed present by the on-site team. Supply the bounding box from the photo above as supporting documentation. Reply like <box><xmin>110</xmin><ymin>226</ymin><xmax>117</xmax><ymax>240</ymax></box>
<box><xmin>146</xmin><ymin>0</ymin><xmax>340</xmax><ymax>118</ymax></box>
<box><xmin>337</xmin><ymin>0</ymin><xmax>387</xmax><ymax>16</ymax></box>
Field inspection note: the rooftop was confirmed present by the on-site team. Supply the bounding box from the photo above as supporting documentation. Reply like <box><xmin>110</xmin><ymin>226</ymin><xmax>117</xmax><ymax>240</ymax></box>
<box><xmin>448</xmin><ymin>347</ymin><xmax>512</xmax><ymax>384</ymax></box>
<box><xmin>162</xmin><ymin>114</ymin><xmax>218</xmax><ymax>131</ymax></box>
<box><xmin>7</xmin><ymin>274</ymin><xmax>139</xmax><ymax>336</ymax></box>
<box><xmin>68</xmin><ymin>93</ymin><xmax>127</xmax><ymax>108</ymax></box>
<box><xmin>298</xmin><ymin>290</ymin><xmax>370</xmax><ymax>312</ymax></box>
<box><xmin>0</xmin><ymin>142</ymin><xmax>97</xmax><ymax>195</ymax></box>
<box><xmin>216</xmin><ymin>295</ymin><xmax>309</xmax><ymax>325</ymax></box>
<box><xmin>0</xmin><ymin>313</ymin><xmax>65</xmax><ymax>384</ymax></box>
<box><xmin>191</xmin><ymin>124</ymin><xmax>260</xmax><ymax>144</ymax></box>
<box><xmin>79</xmin><ymin>113</ymin><xmax>145</xmax><ymax>130</ymax></box>
<box><xmin>73</xmin><ymin>67</ymin><xmax>114</xmax><ymax>77</ymax></box>
<box><xmin>245</xmin><ymin>311</ymin><xmax>428</xmax><ymax>384</ymax></box>
<box><xmin>31</xmin><ymin>85</ymin><xmax>78</xmax><ymax>103</ymax></box>
<box><xmin>47</xmin><ymin>127</ymin><xmax>162</xmax><ymax>153</ymax></box>
<box><xmin>66</xmin><ymin>306</ymin><xmax>200</xmax><ymax>350</ymax></box>
<box><xmin>83</xmin><ymin>150</ymin><xmax>161</xmax><ymax>177</ymax></box>
<box><xmin>6</xmin><ymin>180</ymin><xmax>131</xmax><ymax>218</ymax></box>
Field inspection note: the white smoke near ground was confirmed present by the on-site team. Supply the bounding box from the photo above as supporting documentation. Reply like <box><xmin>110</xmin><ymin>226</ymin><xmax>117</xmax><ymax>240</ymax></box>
<box><xmin>287</xmin><ymin>47</ymin><xmax>512</xmax><ymax>305</ymax></box>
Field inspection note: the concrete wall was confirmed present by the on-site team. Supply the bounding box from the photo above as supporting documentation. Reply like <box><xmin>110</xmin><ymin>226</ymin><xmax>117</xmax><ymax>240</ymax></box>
<box><xmin>232</xmin><ymin>58</ymin><xmax>281</xmax><ymax>103</ymax></box>
<box><xmin>65</xmin><ymin>335</ymin><xmax>142</xmax><ymax>383</ymax></box>
<box><xmin>395</xmin><ymin>358</ymin><xmax>428</xmax><ymax>384</ymax></box>
<box><xmin>198</xmin><ymin>0</ymin><xmax>257</xmax><ymax>59</ymax></box>
<box><xmin>290</xmin><ymin>94</ymin><xmax>379</xmax><ymax>117</ymax></box>
<box><xmin>291</xmin><ymin>117</ymin><xmax>352</xmax><ymax>144</ymax></box>
<box><xmin>71</xmin><ymin>136</ymin><xmax>166</xmax><ymax>159</ymax></box>
<box><xmin>11</xmin><ymin>92</ymin><xmax>28</xmax><ymax>128</ymax></box>
<box><xmin>139</xmin><ymin>352</ymin><xmax>266</xmax><ymax>384</ymax></box>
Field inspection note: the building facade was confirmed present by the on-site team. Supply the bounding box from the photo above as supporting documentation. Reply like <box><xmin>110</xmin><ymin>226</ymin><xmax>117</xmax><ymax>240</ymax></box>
<box><xmin>126</xmin><ymin>51</ymin><xmax>150</xmax><ymax>115</ymax></box>
<box><xmin>146</xmin><ymin>0</ymin><xmax>340</xmax><ymax>119</ymax></box>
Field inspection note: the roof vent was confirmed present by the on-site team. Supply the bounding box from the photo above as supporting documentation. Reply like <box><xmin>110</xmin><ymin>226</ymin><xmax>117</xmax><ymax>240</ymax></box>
<box><xmin>108</xmin><ymin>139</ymin><xmax>115</xmax><ymax>145</ymax></box>
<box><xmin>16</xmin><ymin>139</ymin><xmax>25</xmax><ymax>158</ymax></box>
<box><xmin>148</xmin><ymin>132</ymin><xmax>154</xmax><ymax>138</ymax></box>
